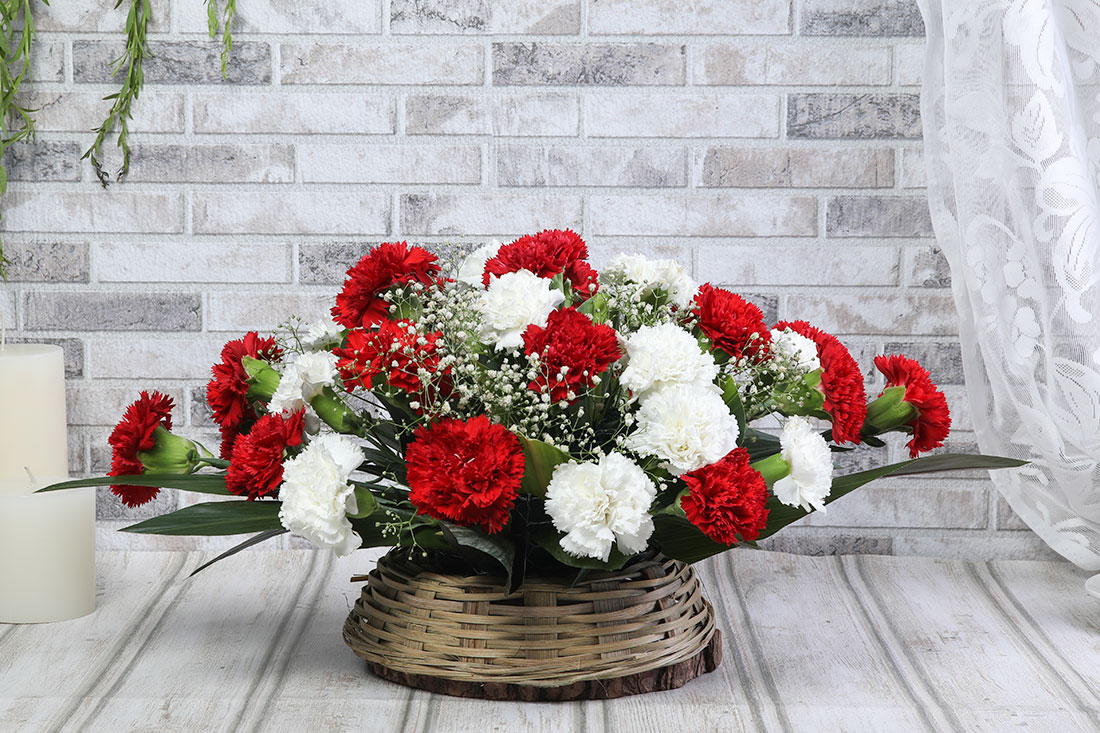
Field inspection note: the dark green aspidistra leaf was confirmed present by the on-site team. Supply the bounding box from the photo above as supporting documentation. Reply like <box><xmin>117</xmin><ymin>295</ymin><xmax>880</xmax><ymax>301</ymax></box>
<box><xmin>120</xmin><ymin>500</ymin><xmax>283</xmax><ymax>536</ymax></box>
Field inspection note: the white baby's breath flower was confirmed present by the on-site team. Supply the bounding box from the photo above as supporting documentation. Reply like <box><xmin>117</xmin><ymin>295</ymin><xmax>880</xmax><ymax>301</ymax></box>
<box><xmin>477</xmin><ymin>270</ymin><xmax>565</xmax><ymax>350</ymax></box>
<box><xmin>773</xmin><ymin>416</ymin><xmax>833</xmax><ymax>513</ymax></box>
<box><xmin>457</xmin><ymin>243</ymin><xmax>499</xmax><ymax>288</ymax></box>
<box><xmin>278</xmin><ymin>434</ymin><xmax>364</xmax><ymax>557</ymax></box>
<box><xmin>302</xmin><ymin>313</ymin><xmax>345</xmax><ymax>350</ymax></box>
<box><xmin>269</xmin><ymin>351</ymin><xmax>339</xmax><ymax>416</ymax></box>
<box><xmin>625</xmin><ymin>383</ymin><xmax>739</xmax><ymax>475</ymax></box>
<box><xmin>619</xmin><ymin>322</ymin><xmax>718</xmax><ymax>399</ymax></box>
<box><xmin>770</xmin><ymin>327</ymin><xmax>821</xmax><ymax>373</ymax></box>
<box><xmin>545</xmin><ymin>452</ymin><xmax>657</xmax><ymax>562</ymax></box>
<box><xmin>606</xmin><ymin>253</ymin><xmax>698</xmax><ymax>308</ymax></box>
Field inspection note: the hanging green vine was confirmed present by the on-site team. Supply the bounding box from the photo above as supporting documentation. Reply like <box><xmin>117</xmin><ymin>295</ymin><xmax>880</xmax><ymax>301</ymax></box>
<box><xmin>0</xmin><ymin>0</ymin><xmax>43</xmax><ymax>279</ymax></box>
<box><xmin>82</xmin><ymin>0</ymin><xmax>151</xmax><ymax>187</ymax></box>
<box><xmin>0</xmin><ymin>0</ymin><xmax>236</xmax><ymax>277</ymax></box>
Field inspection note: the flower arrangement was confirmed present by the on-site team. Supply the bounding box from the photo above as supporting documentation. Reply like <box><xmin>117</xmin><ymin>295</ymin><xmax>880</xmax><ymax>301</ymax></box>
<box><xmin>49</xmin><ymin>231</ymin><xmax>1020</xmax><ymax>579</ymax></box>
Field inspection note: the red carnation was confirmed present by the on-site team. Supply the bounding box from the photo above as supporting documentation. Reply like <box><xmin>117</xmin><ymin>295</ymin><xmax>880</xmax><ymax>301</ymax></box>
<box><xmin>406</xmin><ymin>416</ymin><xmax>525</xmax><ymax>533</ymax></box>
<box><xmin>522</xmin><ymin>308</ymin><xmax>621</xmax><ymax>402</ymax></box>
<box><xmin>693</xmin><ymin>284</ymin><xmax>771</xmax><ymax>360</ymax></box>
<box><xmin>680</xmin><ymin>448</ymin><xmax>769</xmax><ymax>546</ymax></box>
<box><xmin>874</xmin><ymin>355</ymin><xmax>952</xmax><ymax>457</ymax></box>
<box><xmin>774</xmin><ymin>320</ymin><xmax>867</xmax><ymax>444</ymax></box>
<box><xmin>332</xmin><ymin>242</ymin><xmax>440</xmax><ymax>329</ymax></box>
<box><xmin>483</xmin><ymin>229</ymin><xmax>598</xmax><ymax>297</ymax></box>
<box><xmin>108</xmin><ymin>391</ymin><xmax>175</xmax><ymax>507</ymax></box>
<box><xmin>226</xmin><ymin>410</ymin><xmax>305</xmax><ymax>500</ymax></box>
<box><xmin>334</xmin><ymin>320</ymin><xmax>442</xmax><ymax>395</ymax></box>
<box><xmin>206</xmin><ymin>332</ymin><xmax>283</xmax><ymax>459</ymax></box>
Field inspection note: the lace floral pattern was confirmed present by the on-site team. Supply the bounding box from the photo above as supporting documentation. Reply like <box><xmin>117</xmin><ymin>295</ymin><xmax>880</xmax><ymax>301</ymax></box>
<box><xmin>920</xmin><ymin>0</ymin><xmax>1100</xmax><ymax>569</ymax></box>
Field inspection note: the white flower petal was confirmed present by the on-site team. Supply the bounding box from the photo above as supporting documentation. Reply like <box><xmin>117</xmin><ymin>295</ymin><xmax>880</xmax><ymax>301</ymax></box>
<box><xmin>457</xmin><ymin>244</ymin><xmax>499</xmax><ymax>287</ymax></box>
<box><xmin>625</xmin><ymin>384</ymin><xmax>739</xmax><ymax>475</ymax></box>
<box><xmin>775</xmin><ymin>416</ymin><xmax>833</xmax><ymax>513</ymax></box>
<box><xmin>476</xmin><ymin>270</ymin><xmax>565</xmax><ymax>351</ymax></box>
<box><xmin>619</xmin><ymin>322</ymin><xmax>718</xmax><ymax>400</ymax></box>
<box><xmin>606</xmin><ymin>253</ymin><xmax>698</xmax><ymax>308</ymax></box>
<box><xmin>545</xmin><ymin>453</ymin><xmax>657</xmax><ymax>561</ymax></box>
<box><xmin>278</xmin><ymin>434</ymin><xmax>364</xmax><ymax>557</ymax></box>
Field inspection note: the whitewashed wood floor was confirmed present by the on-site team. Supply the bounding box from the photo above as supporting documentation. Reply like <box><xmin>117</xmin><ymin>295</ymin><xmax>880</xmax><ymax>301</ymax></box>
<box><xmin>1</xmin><ymin>549</ymin><xmax>1098</xmax><ymax>732</ymax></box>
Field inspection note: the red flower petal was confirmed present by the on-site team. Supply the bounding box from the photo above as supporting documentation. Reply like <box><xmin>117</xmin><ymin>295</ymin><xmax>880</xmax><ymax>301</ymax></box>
<box><xmin>333</xmin><ymin>320</ymin><xmax>443</xmax><ymax>396</ymax></box>
<box><xmin>522</xmin><ymin>308</ymin><xmax>621</xmax><ymax>403</ymax></box>
<box><xmin>483</xmin><ymin>229</ymin><xmax>597</xmax><ymax>298</ymax></box>
<box><xmin>680</xmin><ymin>448</ymin><xmax>769</xmax><ymax>545</ymax></box>
<box><xmin>693</xmin><ymin>284</ymin><xmax>771</xmax><ymax>360</ymax></box>
<box><xmin>874</xmin><ymin>354</ymin><xmax>952</xmax><ymax>457</ymax></box>
<box><xmin>774</xmin><ymin>320</ymin><xmax>867</xmax><ymax>444</ymax></box>
<box><xmin>331</xmin><ymin>242</ymin><xmax>440</xmax><ymax>330</ymax></box>
<box><xmin>108</xmin><ymin>391</ymin><xmax>176</xmax><ymax>507</ymax></box>
<box><xmin>206</xmin><ymin>332</ymin><xmax>282</xmax><ymax>458</ymax></box>
<box><xmin>225</xmin><ymin>410</ymin><xmax>305</xmax><ymax>500</ymax></box>
<box><xmin>405</xmin><ymin>416</ymin><xmax>524</xmax><ymax>534</ymax></box>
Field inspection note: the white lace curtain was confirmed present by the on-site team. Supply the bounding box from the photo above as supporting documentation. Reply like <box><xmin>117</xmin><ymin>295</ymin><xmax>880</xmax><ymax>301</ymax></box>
<box><xmin>918</xmin><ymin>0</ymin><xmax>1100</xmax><ymax>572</ymax></box>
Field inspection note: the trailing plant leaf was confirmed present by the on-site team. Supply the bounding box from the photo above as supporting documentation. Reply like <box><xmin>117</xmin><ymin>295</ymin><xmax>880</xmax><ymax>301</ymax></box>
<box><xmin>83</xmin><ymin>0</ymin><xmax>151</xmax><ymax>186</ymax></box>
<box><xmin>120</xmin><ymin>499</ymin><xmax>283</xmax><ymax>535</ymax></box>
<box><xmin>204</xmin><ymin>0</ymin><xmax>235</xmax><ymax>77</ymax></box>
<box><xmin>36</xmin><ymin>472</ymin><xmax>231</xmax><ymax>496</ymax></box>
<box><xmin>0</xmin><ymin>0</ymin><xmax>44</xmax><ymax>279</ymax></box>
<box><xmin>189</xmin><ymin>528</ymin><xmax>288</xmax><ymax>577</ymax></box>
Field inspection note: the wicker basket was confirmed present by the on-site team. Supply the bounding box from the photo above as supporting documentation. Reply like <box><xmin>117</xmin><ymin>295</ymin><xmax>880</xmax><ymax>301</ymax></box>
<box><xmin>343</xmin><ymin>549</ymin><xmax>722</xmax><ymax>701</ymax></box>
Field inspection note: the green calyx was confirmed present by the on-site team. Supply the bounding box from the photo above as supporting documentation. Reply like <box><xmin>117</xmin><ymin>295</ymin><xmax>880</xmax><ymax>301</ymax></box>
<box><xmin>242</xmin><ymin>356</ymin><xmax>281</xmax><ymax>402</ymax></box>
<box><xmin>863</xmin><ymin>385</ymin><xmax>919</xmax><ymax>436</ymax></box>
<box><xmin>137</xmin><ymin>425</ymin><xmax>204</xmax><ymax>475</ymax></box>
<box><xmin>750</xmin><ymin>452</ymin><xmax>791</xmax><ymax>488</ymax></box>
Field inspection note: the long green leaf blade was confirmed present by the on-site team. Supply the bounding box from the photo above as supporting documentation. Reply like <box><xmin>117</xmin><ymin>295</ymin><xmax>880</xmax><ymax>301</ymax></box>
<box><xmin>121</xmin><ymin>500</ymin><xmax>283</xmax><ymax>536</ymax></box>
<box><xmin>36</xmin><ymin>473</ymin><xmax>230</xmax><ymax>495</ymax></box>
<box><xmin>189</xmin><ymin>529</ymin><xmax>288</xmax><ymax>577</ymax></box>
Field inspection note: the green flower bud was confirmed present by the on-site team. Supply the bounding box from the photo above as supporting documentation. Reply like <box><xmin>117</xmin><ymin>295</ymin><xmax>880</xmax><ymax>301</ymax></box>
<box><xmin>863</xmin><ymin>385</ymin><xmax>918</xmax><ymax>436</ymax></box>
<box><xmin>136</xmin><ymin>425</ymin><xmax>203</xmax><ymax>475</ymax></box>
<box><xmin>242</xmin><ymin>356</ymin><xmax>281</xmax><ymax>403</ymax></box>
<box><xmin>750</xmin><ymin>452</ymin><xmax>791</xmax><ymax>488</ymax></box>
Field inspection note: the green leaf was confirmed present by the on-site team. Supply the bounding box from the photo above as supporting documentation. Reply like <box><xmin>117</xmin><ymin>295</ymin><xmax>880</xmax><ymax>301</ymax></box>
<box><xmin>36</xmin><ymin>473</ymin><xmax>230</xmax><ymax>496</ymax></box>
<box><xmin>756</xmin><ymin>453</ymin><xmax>1028</xmax><ymax>541</ymax></box>
<box><xmin>719</xmin><ymin>374</ymin><xmax>747</xmax><ymax>438</ymax></box>
<box><xmin>742</xmin><ymin>428</ymin><xmax>781</xmax><ymax>461</ymax></box>
<box><xmin>520</xmin><ymin>436</ymin><xmax>571</xmax><ymax>497</ymax></box>
<box><xmin>651</xmin><ymin>513</ymin><xmax>732</xmax><ymax>564</ymax></box>
<box><xmin>120</xmin><ymin>500</ymin><xmax>283</xmax><ymax>536</ymax></box>
<box><xmin>439</xmin><ymin>523</ymin><xmax>516</xmax><ymax>585</ymax></box>
<box><xmin>532</xmin><ymin>529</ymin><xmax>631</xmax><ymax>571</ymax></box>
<box><xmin>189</xmin><ymin>529</ymin><xmax>288</xmax><ymax>577</ymax></box>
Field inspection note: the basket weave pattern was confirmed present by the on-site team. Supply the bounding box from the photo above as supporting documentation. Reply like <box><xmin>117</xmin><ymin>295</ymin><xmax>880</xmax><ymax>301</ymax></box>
<box><xmin>343</xmin><ymin>550</ymin><xmax>718</xmax><ymax>687</ymax></box>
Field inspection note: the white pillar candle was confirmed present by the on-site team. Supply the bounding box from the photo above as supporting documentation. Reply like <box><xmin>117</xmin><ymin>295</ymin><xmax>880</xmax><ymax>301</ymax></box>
<box><xmin>0</xmin><ymin>343</ymin><xmax>96</xmax><ymax>623</ymax></box>
<box><xmin>0</xmin><ymin>344</ymin><xmax>69</xmax><ymax>479</ymax></box>
<box><xmin>0</xmin><ymin>478</ymin><xmax>96</xmax><ymax>623</ymax></box>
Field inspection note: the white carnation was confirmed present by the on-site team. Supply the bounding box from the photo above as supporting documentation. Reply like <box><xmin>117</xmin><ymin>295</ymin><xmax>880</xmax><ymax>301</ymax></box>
<box><xmin>269</xmin><ymin>351</ymin><xmax>339</xmax><ymax>416</ymax></box>
<box><xmin>457</xmin><ymin>244</ymin><xmax>499</xmax><ymax>287</ymax></box>
<box><xmin>477</xmin><ymin>270</ymin><xmax>565</xmax><ymax>350</ymax></box>
<box><xmin>626</xmin><ymin>384</ymin><xmax>740</xmax><ymax>475</ymax></box>
<box><xmin>619</xmin><ymin>322</ymin><xmax>718</xmax><ymax>399</ymax></box>
<box><xmin>278</xmin><ymin>434</ymin><xmax>364</xmax><ymax>557</ymax></box>
<box><xmin>773</xmin><ymin>416</ymin><xmax>833</xmax><ymax>513</ymax></box>
<box><xmin>302</xmin><ymin>314</ymin><xmax>344</xmax><ymax>350</ymax></box>
<box><xmin>606</xmin><ymin>253</ymin><xmax>698</xmax><ymax>308</ymax></box>
<box><xmin>545</xmin><ymin>453</ymin><xmax>657</xmax><ymax>562</ymax></box>
<box><xmin>770</xmin><ymin>327</ymin><xmax>821</xmax><ymax>373</ymax></box>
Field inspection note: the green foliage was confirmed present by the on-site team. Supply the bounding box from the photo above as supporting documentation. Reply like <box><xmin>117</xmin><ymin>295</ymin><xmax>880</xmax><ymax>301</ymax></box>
<box><xmin>37</xmin><ymin>472</ymin><xmax>231</xmax><ymax>495</ymax></box>
<box><xmin>0</xmin><ymin>0</ymin><xmax>44</xmax><ymax>279</ymax></box>
<box><xmin>120</xmin><ymin>499</ymin><xmax>283</xmax><ymax>535</ymax></box>
<box><xmin>532</xmin><ymin>529</ymin><xmax>631</xmax><ymax>571</ymax></box>
<box><xmin>82</xmin><ymin>0</ymin><xmax>151</xmax><ymax>185</ymax></box>
<box><xmin>519</xmin><ymin>436</ymin><xmax>571</xmax><ymax>497</ymax></box>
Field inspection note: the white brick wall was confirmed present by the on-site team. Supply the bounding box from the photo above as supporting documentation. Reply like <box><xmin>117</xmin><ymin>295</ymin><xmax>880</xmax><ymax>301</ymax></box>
<box><xmin>1</xmin><ymin>0</ymin><xmax>1052</xmax><ymax>561</ymax></box>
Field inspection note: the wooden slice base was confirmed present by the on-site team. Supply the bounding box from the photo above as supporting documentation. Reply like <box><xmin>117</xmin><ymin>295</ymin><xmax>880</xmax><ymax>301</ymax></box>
<box><xmin>365</xmin><ymin>630</ymin><xmax>723</xmax><ymax>702</ymax></box>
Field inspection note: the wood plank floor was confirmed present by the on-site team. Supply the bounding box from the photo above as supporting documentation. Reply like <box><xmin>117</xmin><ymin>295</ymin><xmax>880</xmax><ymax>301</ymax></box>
<box><xmin>1</xmin><ymin>550</ymin><xmax>1096</xmax><ymax>732</ymax></box>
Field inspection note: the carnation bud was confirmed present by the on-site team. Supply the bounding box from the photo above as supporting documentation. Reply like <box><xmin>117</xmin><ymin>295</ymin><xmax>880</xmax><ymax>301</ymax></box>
<box><xmin>863</xmin><ymin>385</ymin><xmax>919</xmax><ymax>436</ymax></box>
<box><xmin>242</xmin><ymin>356</ymin><xmax>281</xmax><ymax>403</ymax></box>
<box><xmin>136</xmin><ymin>425</ymin><xmax>204</xmax><ymax>475</ymax></box>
